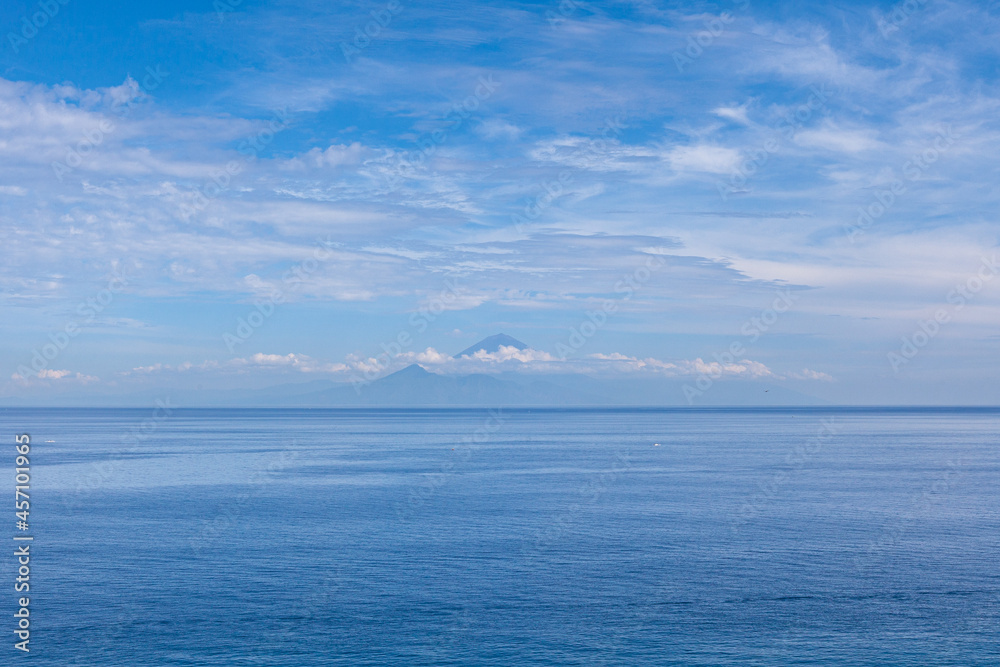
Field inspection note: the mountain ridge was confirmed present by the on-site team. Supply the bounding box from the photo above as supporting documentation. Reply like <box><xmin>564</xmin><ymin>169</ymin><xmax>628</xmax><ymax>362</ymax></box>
<box><xmin>455</xmin><ymin>333</ymin><xmax>528</xmax><ymax>358</ymax></box>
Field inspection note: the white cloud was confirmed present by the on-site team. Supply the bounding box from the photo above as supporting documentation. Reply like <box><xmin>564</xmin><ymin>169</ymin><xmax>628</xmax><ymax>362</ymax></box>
<box><xmin>246</xmin><ymin>353</ymin><xmax>302</xmax><ymax>366</ymax></box>
<box><xmin>713</xmin><ymin>104</ymin><xmax>751</xmax><ymax>125</ymax></box>
<box><xmin>789</xmin><ymin>368</ymin><xmax>834</xmax><ymax>381</ymax></box>
<box><xmin>11</xmin><ymin>369</ymin><xmax>99</xmax><ymax>383</ymax></box>
<box><xmin>230</xmin><ymin>353</ymin><xmax>350</xmax><ymax>374</ymax></box>
<box><xmin>683</xmin><ymin>358</ymin><xmax>775</xmax><ymax>378</ymax></box>
<box><xmin>795</xmin><ymin>124</ymin><xmax>882</xmax><ymax>153</ymax></box>
<box><xmin>408</xmin><ymin>347</ymin><xmax>453</xmax><ymax>364</ymax></box>
<box><xmin>477</xmin><ymin>118</ymin><xmax>522</xmax><ymax>140</ymax></box>
<box><xmin>291</xmin><ymin>142</ymin><xmax>367</xmax><ymax>169</ymax></box>
<box><xmin>586</xmin><ymin>352</ymin><xmax>680</xmax><ymax>374</ymax></box>
<box><xmin>463</xmin><ymin>345</ymin><xmax>557</xmax><ymax>363</ymax></box>
<box><xmin>527</xmin><ymin>136</ymin><xmax>660</xmax><ymax>172</ymax></box>
<box><xmin>109</xmin><ymin>346</ymin><xmax>783</xmax><ymax>385</ymax></box>
<box><xmin>36</xmin><ymin>369</ymin><xmax>72</xmax><ymax>379</ymax></box>
<box><xmin>130</xmin><ymin>364</ymin><xmax>168</xmax><ymax>374</ymax></box>
<box><xmin>667</xmin><ymin>145</ymin><xmax>742</xmax><ymax>174</ymax></box>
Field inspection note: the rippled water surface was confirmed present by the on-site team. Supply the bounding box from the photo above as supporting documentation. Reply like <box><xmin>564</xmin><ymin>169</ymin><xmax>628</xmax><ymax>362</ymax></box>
<box><xmin>2</xmin><ymin>407</ymin><xmax>998</xmax><ymax>665</ymax></box>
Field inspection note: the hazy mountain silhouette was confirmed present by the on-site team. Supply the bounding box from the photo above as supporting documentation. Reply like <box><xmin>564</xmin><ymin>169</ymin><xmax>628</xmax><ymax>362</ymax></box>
<box><xmin>290</xmin><ymin>362</ymin><xmax>604</xmax><ymax>406</ymax></box>
<box><xmin>1</xmin><ymin>334</ymin><xmax>827</xmax><ymax>407</ymax></box>
<box><xmin>455</xmin><ymin>333</ymin><xmax>528</xmax><ymax>357</ymax></box>
<box><xmin>274</xmin><ymin>335</ymin><xmax>823</xmax><ymax>407</ymax></box>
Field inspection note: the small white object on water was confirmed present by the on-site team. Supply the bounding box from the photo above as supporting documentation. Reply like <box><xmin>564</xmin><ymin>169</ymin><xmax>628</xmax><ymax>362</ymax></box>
<box><xmin>653</xmin><ymin>443</ymin><xmax>660</xmax><ymax>446</ymax></box>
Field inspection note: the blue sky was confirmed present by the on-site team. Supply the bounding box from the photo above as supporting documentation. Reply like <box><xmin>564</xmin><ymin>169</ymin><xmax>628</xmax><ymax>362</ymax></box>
<box><xmin>2</xmin><ymin>0</ymin><xmax>999</xmax><ymax>404</ymax></box>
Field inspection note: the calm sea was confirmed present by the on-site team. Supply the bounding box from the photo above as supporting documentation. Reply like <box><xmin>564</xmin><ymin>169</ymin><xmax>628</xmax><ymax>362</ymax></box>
<box><xmin>2</xmin><ymin>407</ymin><xmax>998</xmax><ymax>665</ymax></box>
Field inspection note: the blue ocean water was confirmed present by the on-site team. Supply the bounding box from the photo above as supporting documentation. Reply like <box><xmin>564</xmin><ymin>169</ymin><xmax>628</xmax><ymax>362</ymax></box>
<box><xmin>2</xmin><ymin>407</ymin><xmax>998</xmax><ymax>665</ymax></box>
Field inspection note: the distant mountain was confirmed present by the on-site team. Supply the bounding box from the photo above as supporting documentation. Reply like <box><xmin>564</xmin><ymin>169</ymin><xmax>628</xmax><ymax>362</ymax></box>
<box><xmin>0</xmin><ymin>332</ymin><xmax>828</xmax><ymax>407</ymax></box>
<box><xmin>291</xmin><ymin>363</ymin><xmax>604</xmax><ymax>406</ymax></box>
<box><xmin>456</xmin><ymin>333</ymin><xmax>528</xmax><ymax>357</ymax></box>
<box><xmin>265</xmin><ymin>364</ymin><xmax>824</xmax><ymax>407</ymax></box>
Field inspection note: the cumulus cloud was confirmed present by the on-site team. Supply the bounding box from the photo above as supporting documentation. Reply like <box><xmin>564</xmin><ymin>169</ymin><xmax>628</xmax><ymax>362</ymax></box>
<box><xmin>289</xmin><ymin>142</ymin><xmax>367</xmax><ymax>169</ymax></box>
<box><xmin>682</xmin><ymin>357</ymin><xmax>776</xmax><ymax>379</ymax></box>
<box><xmin>37</xmin><ymin>369</ymin><xmax>73</xmax><ymax>379</ymax></box>
<box><xmin>10</xmin><ymin>369</ymin><xmax>99</xmax><ymax>383</ymax></box>
<box><xmin>342</xmin><ymin>346</ymin><xmax>779</xmax><ymax>381</ymax></box>
<box><xmin>667</xmin><ymin>145</ymin><xmax>742</xmax><ymax>174</ymax></box>
<box><xmin>129</xmin><ymin>364</ymin><xmax>169</xmax><ymax>374</ymax></box>
<box><xmin>477</xmin><ymin>119</ymin><xmax>522</xmax><ymax>140</ymax></box>
<box><xmin>788</xmin><ymin>368</ymin><xmax>834</xmax><ymax>381</ymax></box>
<box><xmin>112</xmin><ymin>345</ymin><xmax>788</xmax><ymax>384</ymax></box>
<box><xmin>462</xmin><ymin>345</ymin><xmax>558</xmax><ymax>363</ymax></box>
<box><xmin>586</xmin><ymin>352</ymin><xmax>680</xmax><ymax>374</ymax></box>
